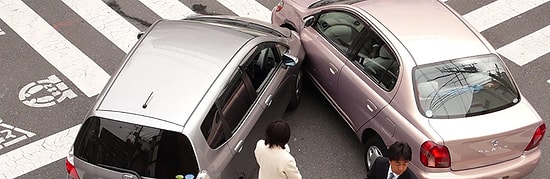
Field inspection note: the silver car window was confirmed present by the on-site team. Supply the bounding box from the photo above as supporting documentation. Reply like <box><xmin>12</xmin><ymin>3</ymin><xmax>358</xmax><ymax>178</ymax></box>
<box><xmin>201</xmin><ymin>43</ymin><xmax>282</xmax><ymax>148</ymax></box>
<box><xmin>414</xmin><ymin>54</ymin><xmax>520</xmax><ymax>118</ymax></box>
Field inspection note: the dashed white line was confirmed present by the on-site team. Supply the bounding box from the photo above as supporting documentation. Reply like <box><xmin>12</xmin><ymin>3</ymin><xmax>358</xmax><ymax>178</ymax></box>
<box><xmin>215</xmin><ymin>0</ymin><xmax>271</xmax><ymax>22</ymax></box>
<box><xmin>138</xmin><ymin>0</ymin><xmax>195</xmax><ymax>20</ymax></box>
<box><xmin>497</xmin><ymin>25</ymin><xmax>550</xmax><ymax>66</ymax></box>
<box><xmin>62</xmin><ymin>0</ymin><xmax>140</xmax><ymax>53</ymax></box>
<box><xmin>0</xmin><ymin>125</ymin><xmax>81</xmax><ymax>179</ymax></box>
<box><xmin>0</xmin><ymin>0</ymin><xmax>110</xmax><ymax>97</ymax></box>
<box><xmin>462</xmin><ymin>0</ymin><xmax>549</xmax><ymax>32</ymax></box>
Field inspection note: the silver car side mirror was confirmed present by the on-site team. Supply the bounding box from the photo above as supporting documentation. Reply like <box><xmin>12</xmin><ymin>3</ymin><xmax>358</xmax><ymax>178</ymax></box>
<box><xmin>283</xmin><ymin>53</ymin><xmax>299</xmax><ymax>67</ymax></box>
<box><xmin>137</xmin><ymin>32</ymin><xmax>145</xmax><ymax>39</ymax></box>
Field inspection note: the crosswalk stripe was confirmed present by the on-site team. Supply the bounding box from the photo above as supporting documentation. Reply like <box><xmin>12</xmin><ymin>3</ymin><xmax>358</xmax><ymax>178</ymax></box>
<box><xmin>215</xmin><ymin>0</ymin><xmax>271</xmax><ymax>22</ymax></box>
<box><xmin>497</xmin><ymin>25</ymin><xmax>550</xmax><ymax>66</ymax></box>
<box><xmin>61</xmin><ymin>0</ymin><xmax>140</xmax><ymax>53</ymax></box>
<box><xmin>462</xmin><ymin>0</ymin><xmax>549</xmax><ymax>32</ymax></box>
<box><xmin>0</xmin><ymin>125</ymin><xmax>80</xmax><ymax>179</ymax></box>
<box><xmin>138</xmin><ymin>0</ymin><xmax>195</xmax><ymax>20</ymax></box>
<box><xmin>0</xmin><ymin>0</ymin><xmax>110</xmax><ymax>97</ymax></box>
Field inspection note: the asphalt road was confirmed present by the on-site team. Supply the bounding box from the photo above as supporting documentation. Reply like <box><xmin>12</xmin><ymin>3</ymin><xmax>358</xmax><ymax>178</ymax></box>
<box><xmin>0</xmin><ymin>0</ymin><xmax>548</xmax><ymax>178</ymax></box>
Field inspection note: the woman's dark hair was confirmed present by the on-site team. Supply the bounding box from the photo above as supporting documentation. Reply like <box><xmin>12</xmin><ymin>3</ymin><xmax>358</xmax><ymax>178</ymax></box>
<box><xmin>264</xmin><ymin>120</ymin><xmax>290</xmax><ymax>149</ymax></box>
<box><xmin>387</xmin><ymin>141</ymin><xmax>412</xmax><ymax>161</ymax></box>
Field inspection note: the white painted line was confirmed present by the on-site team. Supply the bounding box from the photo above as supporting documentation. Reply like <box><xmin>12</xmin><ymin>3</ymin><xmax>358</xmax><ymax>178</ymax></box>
<box><xmin>0</xmin><ymin>1</ymin><xmax>110</xmax><ymax>97</ymax></box>
<box><xmin>216</xmin><ymin>0</ymin><xmax>271</xmax><ymax>22</ymax></box>
<box><xmin>497</xmin><ymin>25</ymin><xmax>550</xmax><ymax>66</ymax></box>
<box><xmin>62</xmin><ymin>0</ymin><xmax>140</xmax><ymax>53</ymax></box>
<box><xmin>0</xmin><ymin>27</ymin><xmax>5</xmax><ymax>36</ymax></box>
<box><xmin>138</xmin><ymin>0</ymin><xmax>195</xmax><ymax>20</ymax></box>
<box><xmin>0</xmin><ymin>125</ymin><xmax>80</xmax><ymax>179</ymax></box>
<box><xmin>462</xmin><ymin>0</ymin><xmax>549</xmax><ymax>32</ymax></box>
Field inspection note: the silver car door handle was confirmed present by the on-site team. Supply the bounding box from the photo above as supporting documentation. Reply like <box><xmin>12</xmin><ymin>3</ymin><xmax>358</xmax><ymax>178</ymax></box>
<box><xmin>265</xmin><ymin>94</ymin><xmax>273</xmax><ymax>106</ymax></box>
<box><xmin>234</xmin><ymin>140</ymin><xmax>244</xmax><ymax>153</ymax></box>
<box><xmin>329</xmin><ymin>63</ymin><xmax>338</xmax><ymax>75</ymax></box>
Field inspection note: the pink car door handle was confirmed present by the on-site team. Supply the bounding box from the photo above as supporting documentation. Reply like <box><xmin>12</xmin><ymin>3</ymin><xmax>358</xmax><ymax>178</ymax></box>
<box><xmin>329</xmin><ymin>63</ymin><xmax>338</xmax><ymax>75</ymax></box>
<box><xmin>366</xmin><ymin>99</ymin><xmax>377</xmax><ymax>112</ymax></box>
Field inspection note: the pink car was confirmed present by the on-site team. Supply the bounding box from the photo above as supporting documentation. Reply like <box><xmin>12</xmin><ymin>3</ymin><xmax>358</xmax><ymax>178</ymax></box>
<box><xmin>272</xmin><ymin>0</ymin><xmax>546</xmax><ymax>178</ymax></box>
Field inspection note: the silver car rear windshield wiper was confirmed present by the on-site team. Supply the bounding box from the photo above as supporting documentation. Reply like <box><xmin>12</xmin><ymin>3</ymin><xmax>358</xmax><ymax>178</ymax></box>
<box><xmin>98</xmin><ymin>163</ymin><xmax>142</xmax><ymax>179</ymax></box>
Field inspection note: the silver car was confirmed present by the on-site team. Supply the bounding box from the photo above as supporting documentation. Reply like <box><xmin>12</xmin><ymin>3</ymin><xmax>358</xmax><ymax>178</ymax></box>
<box><xmin>65</xmin><ymin>15</ymin><xmax>305</xmax><ymax>179</ymax></box>
<box><xmin>272</xmin><ymin>0</ymin><xmax>546</xmax><ymax>178</ymax></box>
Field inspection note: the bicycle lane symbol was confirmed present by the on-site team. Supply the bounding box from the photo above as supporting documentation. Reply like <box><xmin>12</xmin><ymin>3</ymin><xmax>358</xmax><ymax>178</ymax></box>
<box><xmin>18</xmin><ymin>75</ymin><xmax>78</xmax><ymax>107</ymax></box>
<box><xmin>0</xmin><ymin>118</ymin><xmax>36</xmax><ymax>150</ymax></box>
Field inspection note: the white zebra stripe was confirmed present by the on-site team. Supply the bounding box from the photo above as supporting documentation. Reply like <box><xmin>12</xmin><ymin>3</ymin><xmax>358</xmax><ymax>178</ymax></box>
<box><xmin>497</xmin><ymin>25</ymin><xmax>550</xmax><ymax>66</ymax></box>
<box><xmin>138</xmin><ymin>0</ymin><xmax>195</xmax><ymax>20</ymax></box>
<box><xmin>62</xmin><ymin>0</ymin><xmax>140</xmax><ymax>53</ymax></box>
<box><xmin>215</xmin><ymin>0</ymin><xmax>271</xmax><ymax>22</ymax></box>
<box><xmin>462</xmin><ymin>0</ymin><xmax>549</xmax><ymax>32</ymax></box>
<box><xmin>0</xmin><ymin>0</ymin><xmax>110</xmax><ymax>97</ymax></box>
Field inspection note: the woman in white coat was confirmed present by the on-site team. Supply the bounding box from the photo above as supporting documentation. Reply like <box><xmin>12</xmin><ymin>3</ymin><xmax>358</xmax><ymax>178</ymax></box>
<box><xmin>254</xmin><ymin>120</ymin><xmax>302</xmax><ymax>179</ymax></box>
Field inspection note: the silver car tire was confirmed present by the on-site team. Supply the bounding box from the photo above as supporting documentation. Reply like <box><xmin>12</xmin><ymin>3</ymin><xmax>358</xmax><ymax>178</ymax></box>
<box><xmin>287</xmin><ymin>69</ymin><xmax>303</xmax><ymax>110</ymax></box>
<box><xmin>364</xmin><ymin>136</ymin><xmax>387</xmax><ymax>172</ymax></box>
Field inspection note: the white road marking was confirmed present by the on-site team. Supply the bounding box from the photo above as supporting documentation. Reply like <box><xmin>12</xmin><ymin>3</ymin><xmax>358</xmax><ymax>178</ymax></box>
<box><xmin>62</xmin><ymin>0</ymin><xmax>140</xmax><ymax>53</ymax></box>
<box><xmin>19</xmin><ymin>75</ymin><xmax>78</xmax><ymax>107</ymax></box>
<box><xmin>497</xmin><ymin>25</ymin><xmax>550</xmax><ymax>66</ymax></box>
<box><xmin>138</xmin><ymin>0</ymin><xmax>195</xmax><ymax>20</ymax></box>
<box><xmin>215</xmin><ymin>0</ymin><xmax>271</xmax><ymax>22</ymax></box>
<box><xmin>0</xmin><ymin>124</ymin><xmax>80</xmax><ymax>179</ymax></box>
<box><xmin>0</xmin><ymin>27</ymin><xmax>5</xmax><ymax>35</ymax></box>
<box><xmin>0</xmin><ymin>0</ymin><xmax>110</xmax><ymax>97</ymax></box>
<box><xmin>462</xmin><ymin>0</ymin><xmax>549</xmax><ymax>32</ymax></box>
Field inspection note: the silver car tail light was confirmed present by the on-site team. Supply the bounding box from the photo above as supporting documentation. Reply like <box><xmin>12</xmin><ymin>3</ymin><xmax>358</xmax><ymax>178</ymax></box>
<box><xmin>525</xmin><ymin>123</ymin><xmax>546</xmax><ymax>151</ymax></box>
<box><xmin>196</xmin><ymin>170</ymin><xmax>210</xmax><ymax>179</ymax></box>
<box><xmin>420</xmin><ymin>141</ymin><xmax>451</xmax><ymax>168</ymax></box>
<box><xmin>65</xmin><ymin>145</ymin><xmax>80</xmax><ymax>179</ymax></box>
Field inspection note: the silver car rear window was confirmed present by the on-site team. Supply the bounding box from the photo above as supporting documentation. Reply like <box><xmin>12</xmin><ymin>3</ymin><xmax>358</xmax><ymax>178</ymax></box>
<box><xmin>73</xmin><ymin>117</ymin><xmax>199</xmax><ymax>178</ymax></box>
<box><xmin>413</xmin><ymin>54</ymin><xmax>519</xmax><ymax>118</ymax></box>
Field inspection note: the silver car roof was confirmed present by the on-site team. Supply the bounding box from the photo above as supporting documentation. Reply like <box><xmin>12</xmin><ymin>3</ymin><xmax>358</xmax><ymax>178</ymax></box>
<box><xmin>354</xmin><ymin>0</ymin><xmax>491</xmax><ymax>64</ymax></box>
<box><xmin>97</xmin><ymin>20</ymin><xmax>255</xmax><ymax>126</ymax></box>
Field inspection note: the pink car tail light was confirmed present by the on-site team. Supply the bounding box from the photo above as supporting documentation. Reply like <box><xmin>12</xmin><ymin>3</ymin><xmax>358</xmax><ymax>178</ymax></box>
<box><xmin>275</xmin><ymin>1</ymin><xmax>284</xmax><ymax>12</ymax></box>
<box><xmin>420</xmin><ymin>141</ymin><xmax>451</xmax><ymax>168</ymax></box>
<box><xmin>66</xmin><ymin>146</ymin><xmax>80</xmax><ymax>179</ymax></box>
<box><xmin>525</xmin><ymin>123</ymin><xmax>546</xmax><ymax>151</ymax></box>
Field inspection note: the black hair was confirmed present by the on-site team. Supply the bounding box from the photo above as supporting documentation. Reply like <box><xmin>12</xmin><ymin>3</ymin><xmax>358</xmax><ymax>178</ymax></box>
<box><xmin>264</xmin><ymin>120</ymin><xmax>290</xmax><ymax>149</ymax></box>
<box><xmin>387</xmin><ymin>141</ymin><xmax>412</xmax><ymax>161</ymax></box>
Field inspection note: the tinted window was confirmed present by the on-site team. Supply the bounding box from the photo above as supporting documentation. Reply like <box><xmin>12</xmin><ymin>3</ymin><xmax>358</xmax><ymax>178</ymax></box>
<box><xmin>73</xmin><ymin>117</ymin><xmax>199</xmax><ymax>178</ymax></box>
<box><xmin>315</xmin><ymin>11</ymin><xmax>364</xmax><ymax>55</ymax></box>
<box><xmin>352</xmin><ymin>30</ymin><xmax>399</xmax><ymax>90</ymax></box>
<box><xmin>414</xmin><ymin>55</ymin><xmax>519</xmax><ymax>118</ymax></box>
<box><xmin>201</xmin><ymin>70</ymin><xmax>254</xmax><ymax>148</ymax></box>
<box><xmin>201</xmin><ymin>43</ymin><xmax>282</xmax><ymax>149</ymax></box>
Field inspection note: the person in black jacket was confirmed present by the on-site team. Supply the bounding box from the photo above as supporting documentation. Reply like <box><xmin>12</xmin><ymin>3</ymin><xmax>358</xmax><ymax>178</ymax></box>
<box><xmin>367</xmin><ymin>141</ymin><xmax>417</xmax><ymax>179</ymax></box>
